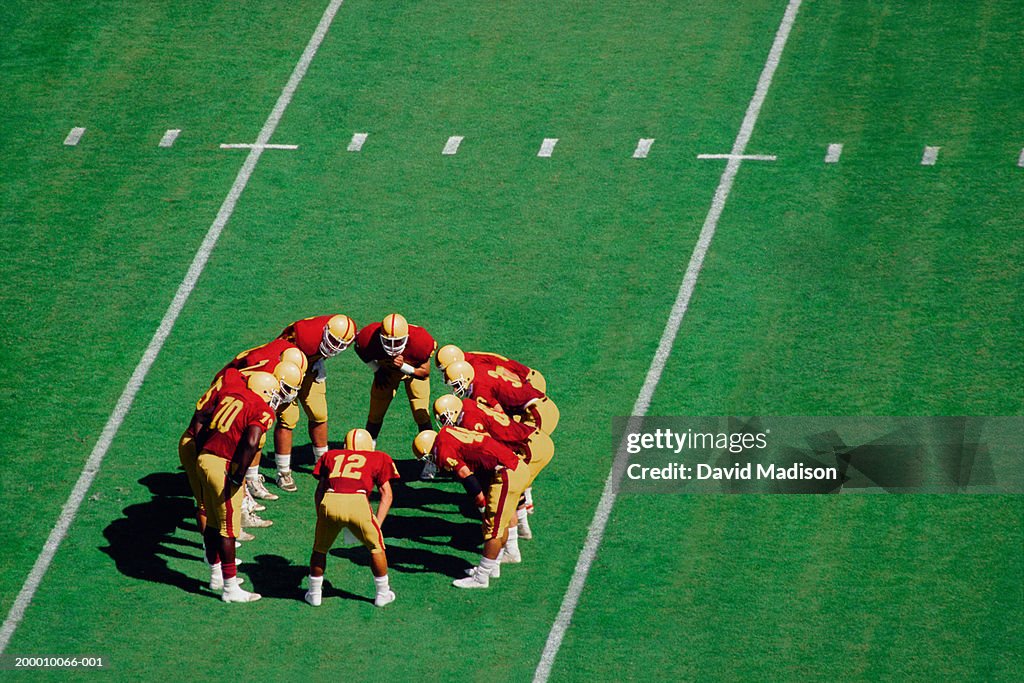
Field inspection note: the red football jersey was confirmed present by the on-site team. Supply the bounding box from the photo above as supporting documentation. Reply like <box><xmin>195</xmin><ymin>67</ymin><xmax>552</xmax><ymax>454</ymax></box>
<box><xmin>355</xmin><ymin>322</ymin><xmax>436</xmax><ymax>366</ymax></box>
<box><xmin>279</xmin><ymin>315</ymin><xmax>334</xmax><ymax>358</ymax></box>
<box><xmin>465</xmin><ymin>352</ymin><xmax>532</xmax><ymax>383</ymax></box>
<box><xmin>195</xmin><ymin>368</ymin><xmax>248</xmax><ymax>413</ymax></box>
<box><xmin>313</xmin><ymin>449</ymin><xmax>400</xmax><ymax>495</ymax></box>
<box><xmin>199</xmin><ymin>387</ymin><xmax>275</xmax><ymax>461</ymax></box>
<box><xmin>434</xmin><ymin>426</ymin><xmax>520</xmax><ymax>474</ymax></box>
<box><xmin>218</xmin><ymin>338</ymin><xmax>302</xmax><ymax>379</ymax></box>
<box><xmin>469</xmin><ymin>368</ymin><xmax>544</xmax><ymax>412</ymax></box>
<box><xmin>460</xmin><ymin>398</ymin><xmax>535</xmax><ymax>446</ymax></box>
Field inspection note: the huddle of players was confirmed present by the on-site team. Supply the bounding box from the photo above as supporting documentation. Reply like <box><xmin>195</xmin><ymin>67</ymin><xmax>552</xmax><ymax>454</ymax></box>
<box><xmin>178</xmin><ymin>313</ymin><xmax>559</xmax><ymax>604</ymax></box>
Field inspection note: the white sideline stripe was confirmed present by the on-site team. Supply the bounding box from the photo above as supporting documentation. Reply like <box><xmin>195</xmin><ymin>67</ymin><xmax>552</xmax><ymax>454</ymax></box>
<box><xmin>531</xmin><ymin>1</ymin><xmax>804</xmax><ymax>681</ymax></box>
<box><xmin>921</xmin><ymin>146</ymin><xmax>940</xmax><ymax>166</ymax></box>
<box><xmin>1018</xmin><ymin>149</ymin><xmax>1024</xmax><ymax>168</ymax></box>
<box><xmin>633</xmin><ymin>138</ymin><xmax>654</xmax><ymax>158</ymax></box>
<box><xmin>0</xmin><ymin>0</ymin><xmax>347</xmax><ymax>656</ymax></box>
<box><xmin>697</xmin><ymin>153</ymin><xmax>776</xmax><ymax>161</ymax></box>
<box><xmin>825</xmin><ymin>143</ymin><xmax>843</xmax><ymax>163</ymax></box>
<box><xmin>159</xmin><ymin>129</ymin><xmax>181</xmax><ymax>148</ymax></box>
<box><xmin>219</xmin><ymin>143</ymin><xmax>299</xmax><ymax>150</ymax></box>
<box><xmin>538</xmin><ymin>138</ymin><xmax>558</xmax><ymax>157</ymax></box>
<box><xmin>442</xmin><ymin>135</ymin><xmax>464</xmax><ymax>155</ymax></box>
<box><xmin>347</xmin><ymin>132</ymin><xmax>368</xmax><ymax>151</ymax></box>
<box><xmin>63</xmin><ymin>127</ymin><xmax>86</xmax><ymax>146</ymax></box>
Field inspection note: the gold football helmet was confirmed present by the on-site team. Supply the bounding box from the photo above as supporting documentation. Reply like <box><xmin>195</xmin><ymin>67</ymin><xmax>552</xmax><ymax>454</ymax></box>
<box><xmin>280</xmin><ymin>346</ymin><xmax>308</xmax><ymax>375</ymax></box>
<box><xmin>435</xmin><ymin>344</ymin><xmax>465</xmax><ymax>369</ymax></box>
<box><xmin>433</xmin><ymin>394</ymin><xmax>464</xmax><ymax>428</ymax></box>
<box><xmin>345</xmin><ymin>428</ymin><xmax>374</xmax><ymax>451</ymax></box>
<box><xmin>273</xmin><ymin>360</ymin><xmax>303</xmax><ymax>405</ymax></box>
<box><xmin>412</xmin><ymin>430</ymin><xmax>438</xmax><ymax>461</ymax></box>
<box><xmin>380</xmin><ymin>313</ymin><xmax>409</xmax><ymax>357</ymax></box>
<box><xmin>444</xmin><ymin>360</ymin><xmax>475</xmax><ymax>398</ymax></box>
<box><xmin>319</xmin><ymin>315</ymin><xmax>356</xmax><ymax>358</ymax></box>
<box><xmin>247</xmin><ymin>371</ymin><xmax>282</xmax><ymax>410</ymax></box>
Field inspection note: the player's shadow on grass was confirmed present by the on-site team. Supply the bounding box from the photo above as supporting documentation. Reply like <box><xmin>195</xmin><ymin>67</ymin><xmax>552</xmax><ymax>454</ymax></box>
<box><xmin>383</xmin><ymin>512</ymin><xmax>481</xmax><ymax>553</ymax></box>
<box><xmin>243</xmin><ymin>553</ymin><xmax>372</xmax><ymax>604</ymax></box>
<box><xmin>389</xmin><ymin>459</ymin><xmax>477</xmax><ymax>515</ymax></box>
<box><xmin>331</xmin><ymin>541</ymin><xmax>474</xmax><ymax>579</ymax></box>
<box><xmin>99</xmin><ymin>471</ymin><xmax>206</xmax><ymax>595</ymax></box>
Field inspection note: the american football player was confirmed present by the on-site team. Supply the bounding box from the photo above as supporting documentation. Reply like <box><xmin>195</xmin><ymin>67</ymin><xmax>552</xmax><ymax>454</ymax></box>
<box><xmin>305</xmin><ymin>428</ymin><xmax>399</xmax><ymax>607</ymax></box>
<box><xmin>273</xmin><ymin>314</ymin><xmax>357</xmax><ymax>492</ymax></box>
<box><xmin>435</xmin><ymin>344</ymin><xmax>547</xmax><ymax>392</ymax></box>
<box><xmin>191</xmin><ymin>371</ymin><xmax>284</xmax><ymax>603</ymax></box>
<box><xmin>355</xmin><ymin>314</ymin><xmax>436</xmax><ymax>471</ymax></box>
<box><xmin>217</xmin><ymin>339</ymin><xmax>308</xmax><ymax>503</ymax></box>
<box><xmin>433</xmin><ymin>394</ymin><xmax>553</xmax><ymax>547</ymax></box>
<box><xmin>413</xmin><ymin>427</ymin><xmax>530</xmax><ymax>588</ymax></box>
<box><xmin>443</xmin><ymin>360</ymin><xmax>559</xmax><ymax>435</ymax></box>
<box><xmin>180</xmin><ymin>360</ymin><xmax>301</xmax><ymax>534</ymax></box>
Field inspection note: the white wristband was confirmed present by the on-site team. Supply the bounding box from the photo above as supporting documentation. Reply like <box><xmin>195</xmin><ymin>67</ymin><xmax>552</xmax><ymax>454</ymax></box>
<box><xmin>400</xmin><ymin>363</ymin><xmax>416</xmax><ymax>376</ymax></box>
<box><xmin>366</xmin><ymin>360</ymin><xmax>380</xmax><ymax>372</ymax></box>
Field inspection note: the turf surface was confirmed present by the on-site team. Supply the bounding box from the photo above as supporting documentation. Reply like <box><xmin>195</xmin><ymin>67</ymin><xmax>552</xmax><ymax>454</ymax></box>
<box><xmin>0</xmin><ymin>0</ymin><xmax>1020</xmax><ymax>680</ymax></box>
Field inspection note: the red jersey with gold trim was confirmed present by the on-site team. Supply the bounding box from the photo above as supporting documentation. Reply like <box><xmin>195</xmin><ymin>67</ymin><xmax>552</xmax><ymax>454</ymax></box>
<box><xmin>218</xmin><ymin>338</ymin><xmax>302</xmax><ymax>379</ymax></box>
<box><xmin>460</xmin><ymin>398</ymin><xmax>535</xmax><ymax>445</ymax></box>
<box><xmin>356</xmin><ymin>322</ymin><xmax>436</xmax><ymax>366</ymax></box>
<box><xmin>468</xmin><ymin>368</ymin><xmax>545</xmax><ymax>412</ymax></box>
<box><xmin>465</xmin><ymin>352</ymin><xmax>532</xmax><ymax>384</ymax></box>
<box><xmin>279</xmin><ymin>315</ymin><xmax>334</xmax><ymax>359</ymax></box>
<box><xmin>200</xmin><ymin>387</ymin><xmax>275</xmax><ymax>461</ymax></box>
<box><xmin>434</xmin><ymin>426</ymin><xmax>520</xmax><ymax>474</ymax></box>
<box><xmin>195</xmin><ymin>368</ymin><xmax>247</xmax><ymax>413</ymax></box>
<box><xmin>313</xmin><ymin>449</ymin><xmax>400</xmax><ymax>495</ymax></box>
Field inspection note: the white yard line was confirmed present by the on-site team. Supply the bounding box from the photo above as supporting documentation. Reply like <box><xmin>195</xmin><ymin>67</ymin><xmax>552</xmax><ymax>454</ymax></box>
<box><xmin>825</xmin><ymin>143</ymin><xmax>843</xmax><ymax>163</ymax></box>
<box><xmin>0</xmin><ymin>0</ymin><xmax>347</xmax><ymax>656</ymax></box>
<box><xmin>159</xmin><ymin>129</ymin><xmax>181</xmax><ymax>148</ymax></box>
<box><xmin>698</xmin><ymin>153</ymin><xmax>776</xmax><ymax>161</ymax></box>
<box><xmin>1018</xmin><ymin>149</ymin><xmax>1024</xmax><ymax>168</ymax></box>
<box><xmin>921</xmin><ymin>146</ymin><xmax>940</xmax><ymax>166</ymax></box>
<box><xmin>633</xmin><ymin>138</ymin><xmax>655</xmax><ymax>158</ymax></box>
<box><xmin>538</xmin><ymin>137</ymin><xmax>559</xmax><ymax>157</ymax></box>
<box><xmin>63</xmin><ymin>127</ymin><xmax>86</xmax><ymax>146</ymax></box>
<box><xmin>347</xmin><ymin>132</ymin><xmax>368</xmax><ymax>151</ymax></box>
<box><xmin>219</xmin><ymin>143</ymin><xmax>299</xmax><ymax>150</ymax></box>
<box><xmin>442</xmin><ymin>135</ymin><xmax>464</xmax><ymax>155</ymax></box>
<box><xmin>531</xmin><ymin>1</ymin><xmax>804</xmax><ymax>680</ymax></box>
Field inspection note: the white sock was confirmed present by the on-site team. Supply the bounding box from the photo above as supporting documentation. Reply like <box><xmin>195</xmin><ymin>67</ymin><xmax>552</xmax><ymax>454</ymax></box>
<box><xmin>313</xmin><ymin>445</ymin><xmax>328</xmax><ymax>460</ymax></box>
<box><xmin>275</xmin><ymin>453</ymin><xmax>291</xmax><ymax>473</ymax></box>
<box><xmin>506</xmin><ymin>526</ymin><xmax>520</xmax><ymax>554</ymax></box>
<box><xmin>373</xmin><ymin>574</ymin><xmax>390</xmax><ymax>596</ymax></box>
<box><xmin>479</xmin><ymin>556</ymin><xmax>498</xmax><ymax>576</ymax></box>
<box><xmin>308</xmin><ymin>575</ymin><xmax>324</xmax><ymax>594</ymax></box>
<box><xmin>246</xmin><ymin>466</ymin><xmax>259</xmax><ymax>482</ymax></box>
<box><xmin>524</xmin><ymin>487</ymin><xmax>533</xmax><ymax>507</ymax></box>
<box><xmin>517</xmin><ymin>508</ymin><xmax>529</xmax><ymax>523</ymax></box>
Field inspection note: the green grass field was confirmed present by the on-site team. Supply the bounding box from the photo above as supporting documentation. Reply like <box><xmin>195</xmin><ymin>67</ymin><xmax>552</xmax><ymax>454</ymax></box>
<box><xmin>1</xmin><ymin>0</ymin><xmax>1021</xmax><ymax>680</ymax></box>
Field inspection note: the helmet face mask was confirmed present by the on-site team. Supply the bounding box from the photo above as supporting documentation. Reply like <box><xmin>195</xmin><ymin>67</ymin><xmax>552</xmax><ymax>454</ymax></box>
<box><xmin>433</xmin><ymin>394</ymin><xmax>463</xmax><ymax>428</ymax></box>
<box><xmin>248</xmin><ymin>371</ymin><xmax>283</xmax><ymax>410</ymax></box>
<box><xmin>380</xmin><ymin>313</ymin><xmax>409</xmax><ymax>357</ymax></box>
<box><xmin>319</xmin><ymin>315</ymin><xmax>356</xmax><ymax>358</ymax></box>
<box><xmin>412</xmin><ymin>430</ymin><xmax>438</xmax><ymax>462</ymax></box>
<box><xmin>273</xmin><ymin>360</ymin><xmax>303</xmax><ymax>405</ymax></box>
<box><xmin>444</xmin><ymin>360</ymin><xmax>475</xmax><ymax>398</ymax></box>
